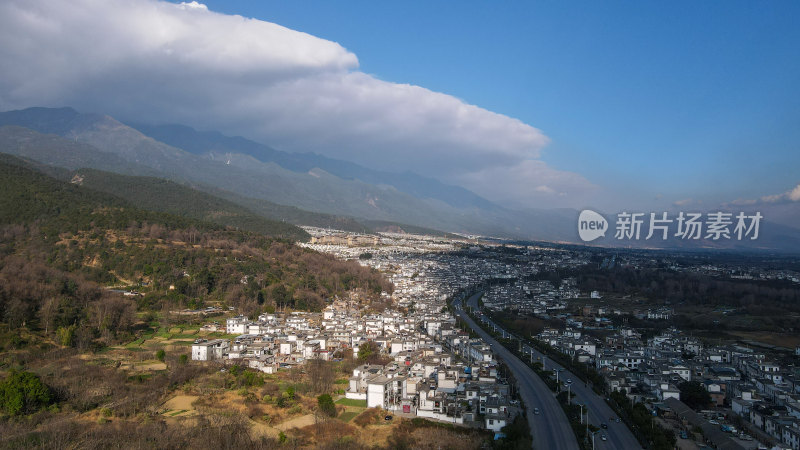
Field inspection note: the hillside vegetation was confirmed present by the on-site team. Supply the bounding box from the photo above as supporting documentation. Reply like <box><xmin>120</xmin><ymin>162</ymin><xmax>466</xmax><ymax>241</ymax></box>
<box><xmin>65</xmin><ymin>168</ymin><xmax>310</xmax><ymax>241</ymax></box>
<box><xmin>0</xmin><ymin>127</ymin><xmax>376</xmax><ymax>234</ymax></box>
<box><xmin>0</xmin><ymin>158</ymin><xmax>391</xmax><ymax>349</ymax></box>
<box><xmin>0</xmin><ymin>155</ymin><xmax>412</xmax><ymax>449</ymax></box>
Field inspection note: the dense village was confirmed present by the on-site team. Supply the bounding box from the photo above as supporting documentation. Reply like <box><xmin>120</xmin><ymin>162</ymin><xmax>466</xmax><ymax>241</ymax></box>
<box><xmin>191</xmin><ymin>229</ymin><xmax>530</xmax><ymax>434</ymax></box>
<box><xmin>191</xmin><ymin>228</ymin><xmax>800</xmax><ymax>448</ymax></box>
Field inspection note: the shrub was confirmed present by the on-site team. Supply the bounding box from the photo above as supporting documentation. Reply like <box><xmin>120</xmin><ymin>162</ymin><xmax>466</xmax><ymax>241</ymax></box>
<box><xmin>357</xmin><ymin>341</ymin><xmax>378</xmax><ymax>362</ymax></box>
<box><xmin>276</xmin><ymin>395</ymin><xmax>290</xmax><ymax>408</ymax></box>
<box><xmin>56</xmin><ymin>325</ymin><xmax>76</xmax><ymax>347</ymax></box>
<box><xmin>353</xmin><ymin>407</ymin><xmax>381</xmax><ymax>427</ymax></box>
<box><xmin>0</xmin><ymin>369</ymin><xmax>53</xmax><ymax>416</ymax></box>
<box><xmin>241</xmin><ymin>370</ymin><xmax>264</xmax><ymax>387</ymax></box>
<box><xmin>317</xmin><ymin>394</ymin><xmax>336</xmax><ymax>418</ymax></box>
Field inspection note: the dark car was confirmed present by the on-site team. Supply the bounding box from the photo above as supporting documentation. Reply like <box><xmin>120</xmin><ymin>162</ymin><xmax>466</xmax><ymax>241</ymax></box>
<box><xmin>384</xmin><ymin>415</ymin><xmax>393</xmax><ymax>421</ymax></box>
<box><xmin>601</xmin><ymin>423</ymin><xmax>608</xmax><ymax>429</ymax></box>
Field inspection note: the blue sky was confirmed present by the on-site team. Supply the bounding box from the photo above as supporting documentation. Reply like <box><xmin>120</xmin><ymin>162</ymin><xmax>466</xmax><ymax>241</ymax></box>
<box><xmin>1</xmin><ymin>0</ymin><xmax>798</xmax><ymax>212</ymax></box>
<box><xmin>203</xmin><ymin>0</ymin><xmax>800</xmax><ymax>209</ymax></box>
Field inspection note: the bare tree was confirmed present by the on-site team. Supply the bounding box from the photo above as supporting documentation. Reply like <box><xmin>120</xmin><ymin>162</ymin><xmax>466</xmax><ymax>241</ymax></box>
<box><xmin>38</xmin><ymin>297</ymin><xmax>59</xmax><ymax>335</ymax></box>
<box><xmin>307</xmin><ymin>358</ymin><xmax>335</xmax><ymax>394</ymax></box>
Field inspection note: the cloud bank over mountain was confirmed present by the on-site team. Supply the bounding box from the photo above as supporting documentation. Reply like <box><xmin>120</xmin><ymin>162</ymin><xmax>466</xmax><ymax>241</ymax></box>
<box><xmin>453</xmin><ymin>160</ymin><xmax>599</xmax><ymax>209</ymax></box>
<box><xmin>0</xmin><ymin>0</ymin><xmax>596</xmax><ymax>208</ymax></box>
<box><xmin>728</xmin><ymin>183</ymin><xmax>800</xmax><ymax>206</ymax></box>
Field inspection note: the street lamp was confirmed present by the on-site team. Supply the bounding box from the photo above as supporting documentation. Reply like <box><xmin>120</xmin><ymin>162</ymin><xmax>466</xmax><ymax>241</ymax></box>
<box><xmin>566</xmin><ymin>382</ymin><xmax>571</xmax><ymax>405</ymax></box>
<box><xmin>584</xmin><ymin>406</ymin><xmax>591</xmax><ymax>445</ymax></box>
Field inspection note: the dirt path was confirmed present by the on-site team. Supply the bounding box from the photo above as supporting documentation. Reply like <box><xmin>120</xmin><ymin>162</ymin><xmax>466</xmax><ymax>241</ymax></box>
<box><xmin>250</xmin><ymin>421</ymin><xmax>279</xmax><ymax>438</ymax></box>
<box><xmin>250</xmin><ymin>413</ymin><xmax>315</xmax><ymax>439</ymax></box>
<box><xmin>136</xmin><ymin>362</ymin><xmax>167</xmax><ymax>371</ymax></box>
<box><xmin>106</xmin><ymin>270</ymin><xmax>136</xmax><ymax>288</ymax></box>
<box><xmin>275</xmin><ymin>414</ymin><xmax>315</xmax><ymax>431</ymax></box>
<box><xmin>162</xmin><ymin>395</ymin><xmax>198</xmax><ymax>417</ymax></box>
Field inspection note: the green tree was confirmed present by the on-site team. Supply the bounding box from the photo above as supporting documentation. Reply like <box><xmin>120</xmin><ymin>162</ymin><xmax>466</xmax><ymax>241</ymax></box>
<box><xmin>179</xmin><ymin>354</ymin><xmax>188</xmax><ymax>365</ymax></box>
<box><xmin>0</xmin><ymin>370</ymin><xmax>53</xmax><ymax>416</ymax></box>
<box><xmin>156</xmin><ymin>349</ymin><xmax>166</xmax><ymax>362</ymax></box>
<box><xmin>317</xmin><ymin>393</ymin><xmax>336</xmax><ymax>417</ymax></box>
<box><xmin>495</xmin><ymin>415</ymin><xmax>532</xmax><ymax>449</ymax></box>
<box><xmin>56</xmin><ymin>325</ymin><xmax>76</xmax><ymax>347</ymax></box>
<box><xmin>358</xmin><ymin>340</ymin><xmax>378</xmax><ymax>362</ymax></box>
<box><xmin>678</xmin><ymin>381</ymin><xmax>711</xmax><ymax>410</ymax></box>
<box><xmin>241</xmin><ymin>371</ymin><xmax>264</xmax><ymax>387</ymax></box>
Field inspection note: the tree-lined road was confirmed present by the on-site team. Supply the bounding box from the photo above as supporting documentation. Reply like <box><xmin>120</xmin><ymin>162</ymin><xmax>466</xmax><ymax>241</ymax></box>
<box><xmin>454</xmin><ymin>292</ymin><xmax>579</xmax><ymax>450</ymax></box>
<box><xmin>458</xmin><ymin>292</ymin><xmax>642</xmax><ymax>450</ymax></box>
<box><xmin>518</xmin><ymin>342</ymin><xmax>641</xmax><ymax>450</ymax></box>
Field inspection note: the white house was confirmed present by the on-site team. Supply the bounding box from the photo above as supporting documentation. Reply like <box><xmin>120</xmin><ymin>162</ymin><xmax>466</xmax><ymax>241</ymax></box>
<box><xmin>669</xmin><ymin>364</ymin><xmax>691</xmax><ymax>381</ymax></box>
<box><xmin>657</xmin><ymin>382</ymin><xmax>681</xmax><ymax>401</ymax></box>
<box><xmin>366</xmin><ymin>375</ymin><xmax>391</xmax><ymax>408</ymax></box>
<box><xmin>782</xmin><ymin>424</ymin><xmax>800</xmax><ymax>450</ymax></box>
<box><xmin>278</xmin><ymin>341</ymin><xmax>293</xmax><ymax>355</ymax></box>
<box><xmin>191</xmin><ymin>339</ymin><xmax>229</xmax><ymax>361</ymax></box>
<box><xmin>485</xmin><ymin>413</ymin><xmax>507</xmax><ymax>432</ymax></box>
<box><xmin>574</xmin><ymin>341</ymin><xmax>597</xmax><ymax>356</ymax></box>
<box><xmin>226</xmin><ymin>316</ymin><xmax>249</xmax><ymax>334</ymax></box>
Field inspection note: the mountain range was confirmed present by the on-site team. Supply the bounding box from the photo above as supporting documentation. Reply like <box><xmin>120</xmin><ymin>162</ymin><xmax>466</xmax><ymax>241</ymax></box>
<box><xmin>1</xmin><ymin>106</ymin><xmax>799</xmax><ymax>253</ymax></box>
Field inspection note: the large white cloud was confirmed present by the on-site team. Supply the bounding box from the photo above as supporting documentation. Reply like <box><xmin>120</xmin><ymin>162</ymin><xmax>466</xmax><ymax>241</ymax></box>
<box><xmin>0</xmin><ymin>0</ymin><xmax>594</xmax><ymax>207</ymax></box>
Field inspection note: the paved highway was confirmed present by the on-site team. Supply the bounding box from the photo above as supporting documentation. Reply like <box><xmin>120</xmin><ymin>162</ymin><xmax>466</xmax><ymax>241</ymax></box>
<box><xmin>461</xmin><ymin>292</ymin><xmax>642</xmax><ymax>450</ymax></box>
<box><xmin>454</xmin><ymin>292</ymin><xmax>579</xmax><ymax>450</ymax></box>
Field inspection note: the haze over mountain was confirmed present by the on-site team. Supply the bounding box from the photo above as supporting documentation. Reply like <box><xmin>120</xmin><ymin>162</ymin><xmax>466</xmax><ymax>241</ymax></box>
<box><xmin>2</xmin><ymin>105</ymin><xmax>799</xmax><ymax>253</ymax></box>
<box><xmin>130</xmin><ymin>123</ymin><xmax>497</xmax><ymax>211</ymax></box>
<box><xmin>0</xmin><ymin>107</ymin><xmax>549</xmax><ymax>238</ymax></box>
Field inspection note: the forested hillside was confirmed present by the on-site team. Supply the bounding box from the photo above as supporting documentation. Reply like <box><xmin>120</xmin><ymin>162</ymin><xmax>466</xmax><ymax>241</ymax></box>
<box><xmin>0</xmin><ymin>158</ymin><xmax>391</xmax><ymax>349</ymax></box>
<box><xmin>64</xmin><ymin>168</ymin><xmax>310</xmax><ymax>241</ymax></box>
<box><xmin>0</xmin><ymin>127</ymin><xmax>377</xmax><ymax>234</ymax></box>
<box><xmin>0</xmin><ymin>156</ymin><xmax>395</xmax><ymax>448</ymax></box>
